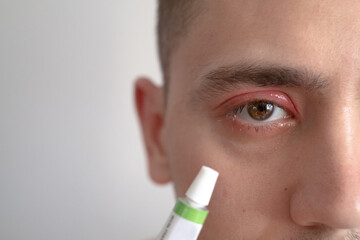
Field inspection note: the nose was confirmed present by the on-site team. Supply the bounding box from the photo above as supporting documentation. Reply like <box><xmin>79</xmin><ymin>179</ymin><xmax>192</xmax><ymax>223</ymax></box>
<box><xmin>290</xmin><ymin>103</ymin><xmax>360</xmax><ymax>229</ymax></box>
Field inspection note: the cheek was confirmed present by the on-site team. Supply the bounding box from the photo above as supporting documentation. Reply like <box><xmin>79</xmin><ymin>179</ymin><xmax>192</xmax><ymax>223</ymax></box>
<box><xmin>207</xmin><ymin>161</ymin><xmax>292</xmax><ymax>235</ymax></box>
<box><xmin>164</xmin><ymin>123</ymin><xmax>222</xmax><ymax>197</ymax></box>
<box><xmin>164</xmin><ymin>116</ymin><xmax>298</xmax><ymax>238</ymax></box>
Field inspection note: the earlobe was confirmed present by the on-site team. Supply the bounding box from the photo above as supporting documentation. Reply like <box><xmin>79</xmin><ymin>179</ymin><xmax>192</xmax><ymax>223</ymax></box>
<box><xmin>134</xmin><ymin>77</ymin><xmax>171</xmax><ymax>184</ymax></box>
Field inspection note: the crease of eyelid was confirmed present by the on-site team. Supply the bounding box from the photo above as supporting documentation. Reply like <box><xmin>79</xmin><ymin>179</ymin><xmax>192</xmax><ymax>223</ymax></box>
<box><xmin>188</xmin><ymin>62</ymin><xmax>330</xmax><ymax>110</ymax></box>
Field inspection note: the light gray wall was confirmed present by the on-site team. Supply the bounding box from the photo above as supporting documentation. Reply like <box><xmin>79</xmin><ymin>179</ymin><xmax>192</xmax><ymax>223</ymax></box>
<box><xmin>0</xmin><ymin>0</ymin><xmax>174</xmax><ymax>239</ymax></box>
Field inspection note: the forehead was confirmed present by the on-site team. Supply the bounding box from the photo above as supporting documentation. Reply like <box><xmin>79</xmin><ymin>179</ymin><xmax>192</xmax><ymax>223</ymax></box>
<box><xmin>167</xmin><ymin>0</ymin><xmax>360</xmax><ymax>102</ymax></box>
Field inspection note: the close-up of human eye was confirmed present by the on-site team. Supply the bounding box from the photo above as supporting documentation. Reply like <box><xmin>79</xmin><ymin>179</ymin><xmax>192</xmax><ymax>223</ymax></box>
<box><xmin>217</xmin><ymin>91</ymin><xmax>298</xmax><ymax>136</ymax></box>
<box><xmin>231</xmin><ymin>100</ymin><xmax>290</xmax><ymax>124</ymax></box>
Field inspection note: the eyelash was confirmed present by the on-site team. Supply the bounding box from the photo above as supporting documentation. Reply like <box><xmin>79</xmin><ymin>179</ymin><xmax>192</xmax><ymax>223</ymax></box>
<box><xmin>218</xmin><ymin>92</ymin><xmax>297</xmax><ymax>135</ymax></box>
<box><xmin>226</xmin><ymin>100</ymin><xmax>293</xmax><ymax>133</ymax></box>
<box><xmin>230</xmin><ymin>100</ymin><xmax>289</xmax><ymax>118</ymax></box>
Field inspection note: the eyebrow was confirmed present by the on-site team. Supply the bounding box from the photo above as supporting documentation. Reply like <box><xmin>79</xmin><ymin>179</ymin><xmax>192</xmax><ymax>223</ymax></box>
<box><xmin>190</xmin><ymin>62</ymin><xmax>329</xmax><ymax>105</ymax></box>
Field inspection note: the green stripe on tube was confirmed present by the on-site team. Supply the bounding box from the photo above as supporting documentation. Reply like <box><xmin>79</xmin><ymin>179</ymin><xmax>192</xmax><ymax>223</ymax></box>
<box><xmin>173</xmin><ymin>200</ymin><xmax>209</xmax><ymax>224</ymax></box>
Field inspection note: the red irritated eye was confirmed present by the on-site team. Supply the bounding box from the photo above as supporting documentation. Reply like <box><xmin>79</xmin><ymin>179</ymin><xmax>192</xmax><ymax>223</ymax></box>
<box><xmin>229</xmin><ymin>100</ymin><xmax>291</xmax><ymax>123</ymax></box>
<box><xmin>216</xmin><ymin>90</ymin><xmax>298</xmax><ymax>136</ymax></box>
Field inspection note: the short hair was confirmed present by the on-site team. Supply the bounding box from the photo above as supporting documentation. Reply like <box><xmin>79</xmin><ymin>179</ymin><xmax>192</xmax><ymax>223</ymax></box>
<box><xmin>157</xmin><ymin>0</ymin><xmax>204</xmax><ymax>92</ymax></box>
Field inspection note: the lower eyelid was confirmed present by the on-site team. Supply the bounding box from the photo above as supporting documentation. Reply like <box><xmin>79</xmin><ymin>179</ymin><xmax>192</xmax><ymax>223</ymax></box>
<box><xmin>228</xmin><ymin>117</ymin><xmax>296</xmax><ymax>136</ymax></box>
<box><xmin>226</xmin><ymin>111</ymin><xmax>293</xmax><ymax>125</ymax></box>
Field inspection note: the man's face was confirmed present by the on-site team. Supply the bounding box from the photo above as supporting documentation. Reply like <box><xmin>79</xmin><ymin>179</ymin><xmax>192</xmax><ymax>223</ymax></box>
<box><xmin>137</xmin><ymin>0</ymin><xmax>360</xmax><ymax>239</ymax></box>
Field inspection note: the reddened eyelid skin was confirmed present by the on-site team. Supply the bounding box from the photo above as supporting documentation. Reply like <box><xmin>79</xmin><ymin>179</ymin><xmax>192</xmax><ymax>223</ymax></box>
<box><xmin>226</xmin><ymin>114</ymin><xmax>297</xmax><ymax>137</ymax></box>
<box><xmin>214</xmin><ymin>90</ymin><xmax>299</xmax><ymax>117</ymax></box>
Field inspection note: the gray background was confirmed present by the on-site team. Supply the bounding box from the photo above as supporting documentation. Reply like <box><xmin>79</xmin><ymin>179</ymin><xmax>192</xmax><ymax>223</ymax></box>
<box><xmin>0</xmin><ymin>0</ymin><xmax>174</xmax><ymax>239</ymax></box>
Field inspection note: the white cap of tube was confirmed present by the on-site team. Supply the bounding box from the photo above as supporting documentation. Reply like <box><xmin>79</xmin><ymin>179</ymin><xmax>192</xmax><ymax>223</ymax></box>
<box><xmin>185</xmin><ymin>166</ymin><xmax>219</xmax><ymax>207</ymax></box>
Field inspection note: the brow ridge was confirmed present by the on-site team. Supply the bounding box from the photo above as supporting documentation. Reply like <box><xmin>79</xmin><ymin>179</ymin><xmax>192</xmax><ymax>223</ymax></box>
<box><xmin>191</xmin><ymin>62</ymin><xmax>329</xmax><ymax>105</ymax></box>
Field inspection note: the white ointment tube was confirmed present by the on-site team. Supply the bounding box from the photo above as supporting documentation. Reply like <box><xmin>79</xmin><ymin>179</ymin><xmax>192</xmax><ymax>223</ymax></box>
<box><xmin>156</xmin><ymin>166</ymin><xmax>219</xmax><ymax>240</ymax></box>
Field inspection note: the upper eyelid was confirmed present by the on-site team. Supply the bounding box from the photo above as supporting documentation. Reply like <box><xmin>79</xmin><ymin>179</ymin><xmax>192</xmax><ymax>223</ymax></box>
<box><xmin>239</xmin><ymin>100</ymin><xmax>282</xmax><ymax>108</ymax></box>
<box><xmin>215</xmin><ymin>90</ymin><xmax>298</xmax><ymax>116</ymax></box>
<box><xmin>223</xmin><ymin>97</ymin><xmax>291</xmax><ymax>113</ymax></box>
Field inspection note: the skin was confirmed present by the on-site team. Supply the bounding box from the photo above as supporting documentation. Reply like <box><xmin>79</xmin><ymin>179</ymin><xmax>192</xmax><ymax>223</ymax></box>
<box><xmin>135</xmin><ymin>0</ymin><xmax>360</xmax><ymax>239</ymax></box>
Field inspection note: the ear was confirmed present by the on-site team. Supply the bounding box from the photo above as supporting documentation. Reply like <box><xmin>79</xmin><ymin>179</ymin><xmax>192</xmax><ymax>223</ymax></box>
<box><xmin>134</xmin><ymin>77</ymin><xmax>171</xmax><ymax>184</ymax></box>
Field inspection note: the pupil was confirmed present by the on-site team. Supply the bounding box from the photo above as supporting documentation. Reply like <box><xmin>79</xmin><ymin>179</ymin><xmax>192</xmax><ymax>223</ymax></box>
<box><xmin>247</xmin><ymin>101</ymin><xmax>274</xmax><ymax>120</ymax></box>
<box><xmin>258</xmin><ymin>103</ymin><xmax>266</xmax><ymax>112</ymax></box>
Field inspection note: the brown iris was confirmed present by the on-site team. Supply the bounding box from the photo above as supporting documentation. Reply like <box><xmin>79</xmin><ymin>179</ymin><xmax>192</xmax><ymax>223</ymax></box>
<box><xmin>247</xmin><ymin>101</ymin><xmax>274</xmax><ymax>120</ymax></box>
